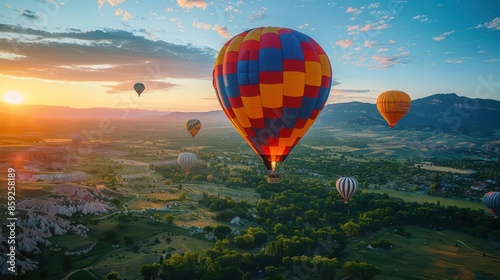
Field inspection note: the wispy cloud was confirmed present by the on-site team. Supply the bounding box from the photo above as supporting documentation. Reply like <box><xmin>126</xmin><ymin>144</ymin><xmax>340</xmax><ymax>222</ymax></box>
<box><xmin>0</xmin><ymin>24</ymin><xmax>218</xmax><ymax>93</ymax></box>
<box><xmin>468</xmin><ymin>17</ymin><xmax>500</xmax><ymax>30</ymax></box>
<box><xmin>433</xmin><ymin>30</ymin><xmax>454</xmax><ymax>41</ymax></box>
<box><xmin>413</xmin><ymin>14</ymin><xmax>430</xmax><ymax>23</ymax></box>
<box><xmin>98</xmin><ymin>0</ymin><xmax>126</xmax><ymax>9</ymax></box>
<box><xmin>364</xmin><ymin>40</ymin><xmax>377</xmax><ymax>47</ymax></box>
<box><xmin>370</xmin><ymin>51</ymin><xmax>410</xmax><ymax>69</ymax></box>
<box><xmin>484</xmin><ymin>58</ymin><xmax>500</xmax><ymax>62</ymax></box>
<box><xmin>444</xmin><ymin>57</ymin><xmax>472</xmax><ymax>64</ymax></box>
<box><xmin>20</xmin><ymin>10</ymin><xmax>41</xmax><ymax>21</ymax></box>
<box><xmin>192</xmin><ymin>21</ymin><xmax>230</xmax><ymax>38</ymax></box>
<box><xmin>177</xmin><ymin>0</ymin><xmax>207</xmax><ymax>10</ymax></box>
<box><xmin>298</xmin><ymin>23</ymin><xmax>309</xmax><ymax>29</ymax></box>
<box><xmin>346</xmin><ymin>7</ymin><xmax>361</xmax><ymax>14</ymax></box>
<box><xmin>336</xmin><ymin>39</ymin><xmax>353</xmax><ymax>49</ymax></box>
<box><xmin>123</xmin><ymin>11</ymin><xmax>133</xmax><ymax>21</ymax></box>
<box><xmin>248</xmin><ymin>7</ymin><xmax>268</xmax><ymax>22</ymax></box>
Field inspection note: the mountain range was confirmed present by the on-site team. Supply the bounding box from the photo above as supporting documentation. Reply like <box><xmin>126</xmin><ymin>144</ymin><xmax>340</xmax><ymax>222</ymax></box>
<box><xmin>3</xmin><ymin>93</ymin><xmax>500</xmax><ymax>136</ymax></box>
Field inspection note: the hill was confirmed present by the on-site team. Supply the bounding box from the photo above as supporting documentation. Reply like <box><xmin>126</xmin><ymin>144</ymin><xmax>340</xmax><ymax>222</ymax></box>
<box><xmin>3</xmin><ymin>93</ymin><xmax>500</xmax><ymax>136</ymax></box>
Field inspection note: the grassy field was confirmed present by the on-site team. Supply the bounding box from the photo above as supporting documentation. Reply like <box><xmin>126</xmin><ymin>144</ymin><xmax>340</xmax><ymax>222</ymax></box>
<box><xmin>365</xmin><ymin>188</ymin><xmax>485</xmax><ymax>210</ymax></box>
<box><xmin>340</xmin><ymin>225</ymin><xmax>500</xmax><ymax>280</ymax></box>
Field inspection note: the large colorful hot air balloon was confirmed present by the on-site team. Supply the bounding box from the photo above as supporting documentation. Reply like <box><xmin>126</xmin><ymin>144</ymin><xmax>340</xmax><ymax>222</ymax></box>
<box><xmin>134</xmin><ymin>83</ymin><xmax>145</xmax><ymax>96</ymax></box>
<box><xmin>212</xmin><ymin>26</ymin><xmax>332</xmax><ymax>180</ymax></box>
<box><xmin>336</xmin><ymin>177</ymin><xmax>358</xmax><ymax>203</ymax></box>
<box><xmin>177</xmin><ymin>152</ymin><xmax>198</xmax><ymax>174</ymax></box>
<box><xmin>376</xmin><ymin>90</ymin><xmax>411</xmax><ymax>128</ymax></box>
<box><xmin>186</xmin><ymin>119</ymin><xmax>202</xmax><ymax>138</ymax></box>
<box><xmin>483</xmin><ymin>192</ymin><xmax>500</xmax><ymax>218</ymax></box>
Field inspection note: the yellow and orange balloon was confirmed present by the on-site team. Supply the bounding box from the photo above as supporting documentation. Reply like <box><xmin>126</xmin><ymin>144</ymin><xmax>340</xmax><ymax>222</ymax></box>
<box><xmin>212</xmin><ymin>26</ymin><xmax>332</xmax><ymax>171</ymax></box>
<box><xmin>186</xmin><ymin>119</ymin><xmax>202</xmax><ymax>138</ymax></box>
<box><xmin>376</xmin><ymin>90</ymin><xmax>411</xmax><ymax>128</ymax></box>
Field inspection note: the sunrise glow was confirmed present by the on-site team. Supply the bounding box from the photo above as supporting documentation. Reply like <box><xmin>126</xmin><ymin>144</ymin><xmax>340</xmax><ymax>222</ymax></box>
<box><xmin>3</xmin><ymin>91</ymin><xmax>24</xmax><ymax>104</ymax></box>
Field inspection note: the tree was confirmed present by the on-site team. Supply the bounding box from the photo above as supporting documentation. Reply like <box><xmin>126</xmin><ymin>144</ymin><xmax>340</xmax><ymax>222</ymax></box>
<box><xmin>164</xmin><ymin>214</ymin><xmax>175</xmax><ymax>225</ymax></box>
<box><xmin>179</xmin><ymin>192</ymin><xmax>187</xmax><ymax>201</ymax></box>
<box><xmin>106</xmin><ymin>271</ymin><xmax>120</xmax><ymax>280</ymax></box>
<box><xmin>341</xmin><ymin>221</ymin><xmax>360</xmax><ymax>239</ymax></box>
<box><xmin>140</xmin><ymin>263</ymin><xmax>160</xmax><ymax>280</ymax></box>
<box><xmin>123</xmin><ymin>236</ymin><xmax>134</xmax><ymax>247</ymax></box>
<box><xmin>213</xmin><ymin>225</ymin><xmax>232</xmax><ymax>240</ymax></box>
<box><xmin>343</xmin><ymin>261</ymin><xmax>381</xmax><ymax>280</ymax></box>
<box><xmin>152</xmin><ymin>213</ymin><xmax>161</xmax><ymax>222</ymax></box>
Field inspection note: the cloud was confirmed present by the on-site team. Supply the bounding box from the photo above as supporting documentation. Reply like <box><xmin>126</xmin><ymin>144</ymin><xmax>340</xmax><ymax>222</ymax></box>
<box><xmin>484</xmin><ymin>58</ymin><xmax>499</xmax><ymax>62</ymax></box>
<box><xmin>98</xmin><ymin>0</ymin><xmax>126</xmax><ymax>9</ymax></box>
<box><xmin>123</xmin><ymin>11</ymin><xmax>133</xmax><ymax>21</ymax></box>
<box><xmin>213</xmin><ymin>25</ymin><xmax>230</xmax><ymax>38</ymax></box>
<box><xmin>336</xmin><ymin>39</ymin><xmax>353</xmax><ymax>49</ymax></box>
<box><xmin>248</xmin><ymin>7</ymin><xmax>268</xmax><ymax>22</ymax></box>
<box><xmin>177</xmin><ymin>0</ymin><xmax>207</xmax><ymax>10</ymax></box>
<box><xmin>367</xmin><ymin>3</ymin><xmax>380</xmax><ymax>9</ymax></box>
<box><xmin>347</xmin><ymin>25</ymin><xmax>360</xmax><ymax>31</ymax></box>
<box><xmin>370</xmin><ymin>51</ymin><xmax>410</xmax><ymax>69</ymax></box>
<box><xmin>485</xmin><ymin>17</ymin><xmax>500</xmax><ymax>30</ymax></box>
<box><xmin>364</xmin><ymin>40</ymin><xmax>376</xmax><ymax>47</ymax></box>
<box><xmin>468</xmin><ymin>17</ymin><xmax>500</xmax><ymax>30</ymax></box>
<box><xmin>298</xmin><ymin>23</ymin><xmax>309</xmax><ymax>29</ymax></box>
<box><xmin>433</xmin><ymin>30</ymin><xmax>454</xmax><ymax>41</ymax></box>
<box><xmin>377</xmin><ymin>48</ymin><xmax>388</xmax><ymax>52</ymax></box>
<box><xmin>115</xmin><ymin>8</ymin><xmax>123</xmax><ymax>16</ymax></box>
<box><xmin>331</xmin><ymin>78</ymin><xmax>341</xmax><ymax>86</ymax></box>
<box><xmin>346</xmin><ymin>7</ymin><xmax>362</xmax><ymax>15</ymax></box>
<box><xmin>165</xmin><ymin>7</ymin><xmax>174</xmax><ymax>12</ymax></box>
<box><xmin>413</xmin><ymin>15</ymin><xmax>429</xmax><ymax>23</ymax></box>
<box><xmin>444</xmin><ymin>57</ymin><xmax>472</xmax><ymax>64</ymax></box>
<box><xmin>0</xmin><ymin>24</ymin><xmax>218</xmax><ymax>93</ymax></box>
<box><xmin>20</xmin><ymin>10</ymin><xmax>41</xmax><ymax>21</ymax></box>
<box><xmin>192</xmin><ymin>21</ymin><xmax>231</xmax><ymax>38</ymax></box>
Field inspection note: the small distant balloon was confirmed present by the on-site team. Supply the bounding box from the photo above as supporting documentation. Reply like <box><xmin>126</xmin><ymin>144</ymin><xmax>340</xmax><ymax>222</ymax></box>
<box><xmin>186</xmin><ymin>119</ymin><xmax>202</xmax><ymax>138</ymax></box>
<box><xmin>207</xmin><ymin>174</ymin><xmax>214</xmax><ymax>182</ymax></box>
<box><xmin>376</xmin><ymin>90</ymin><xmax>411</xmax><ymax>128</ymax></box>
<box><xmin>71</xmin><ymin>134</ymin><xmax>84</xmax><ymax>146</ymax></box>
<box><xmin>336</xmin><ymin>177</ymin><xmax>358</xmax><ymax>203</ymax></box>
<box><xmin>483</xmin><ymin>192</ymin><xmax>500</xmax><ymax>218</ymax></box>
<box><xmin>134</xmin><ymin>83</ymin><xmax>145</xmax><ymax>96</ymax></box>
<box><xmin>177</xmin><ymin>152</ymin><xmax>198</xmax><ymax>173</ymax></box>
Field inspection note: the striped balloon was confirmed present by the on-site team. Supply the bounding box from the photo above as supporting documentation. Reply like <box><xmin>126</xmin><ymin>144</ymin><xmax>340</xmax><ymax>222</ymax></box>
<box><xmin>483</xmin><ymin>192</ymin><xmax>500</xmax><ymax>218</ymax></box>
<box><xmin>376</xmin><ymin>90</ymin><xmax>411</xmax><ymax>128</ymax></box>
<box><xmin>186</xmin><ymin>119</ymin><xmax>202</xmax><ymax>138</ymax></box>
<box><xmin>336</xmin><ymin>177</ymin><xmax>358</xmax><ymax>203</ymax></box>
<box><xmin>177</xmin><ymin>152</ymin><xmax>198</xmax><ymax>173</ymax></box>
<box><xmin>213</xmin><ymin>26</ymin><xmax>332</xmax><ymax>172</ymax></box>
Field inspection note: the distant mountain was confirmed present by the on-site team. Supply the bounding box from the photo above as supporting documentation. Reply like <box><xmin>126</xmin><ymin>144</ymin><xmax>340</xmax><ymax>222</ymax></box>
<box><xmin>317</xmin><ymin>93</ymin><xmax>500</xmax><ymax>136</ymax></box>
<box><xmin>3</xmin><ymin>93</ymin><xmax>499</xmax><ymax>136</ymax></box>
<box><xmin>0</xmin><ymin>102</ymin><xmax>169</xmax><ymax>119</ymax></box>
<box><xmin>160</xmin><ymin>110</ymin><xmax>228</xmax><ymax>124</ymax></box>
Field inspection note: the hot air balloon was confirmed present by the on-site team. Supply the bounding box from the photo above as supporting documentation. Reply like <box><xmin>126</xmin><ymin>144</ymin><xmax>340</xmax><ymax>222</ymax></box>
<box><xmin>483</xmin><ymin>192</ymin><xmax>500</xmax><ymax>218</ymax></box>
<box><xmin>376</xmin><ymin>90</ymin><xmax>411</xmax><ymax>128</ymax></box>
<box><xmin>207</xmin><ymin>174</ymin><xmax>214</xmax><ymax>182</ymax></box>
<box><xmin>177</xmin><ymin>152</ymin><xmax>198</xmax><ymax>174</ymax></box>
<box><xmin>71</xmin><ymin>134</ymin><xmax>84</xmax><ymax>146</ymax></box>
<box><xmin>134</xmin><ymin>83</ymin><xmax>145</xmax><ymax>96</ymax></box>
<box><xmin>336</xmin><ymin>177</ymin><xmax>358</xmax><ymax>203</ymax></box>
<box><xmin>186</xmin><ymin>119</ymin><xmax>202</xmax><ymax>138</ymax></box>
<box><xmin>212</xmin><ymin>26</ymin><xmax>332</xmax><ymax>183</ymax></box>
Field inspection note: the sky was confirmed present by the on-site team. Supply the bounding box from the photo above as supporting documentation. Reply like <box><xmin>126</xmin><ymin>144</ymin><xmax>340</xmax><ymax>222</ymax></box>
<box><xmin>0</xmin><ymin>0</ymin><xmax>499</xmax><ymax>112</ymax></box>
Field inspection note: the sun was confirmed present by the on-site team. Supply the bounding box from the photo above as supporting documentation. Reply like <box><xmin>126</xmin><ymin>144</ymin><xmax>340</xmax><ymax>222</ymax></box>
<box><xmin>3</xmin><ymin>91</ymin><xmax>24</xmax><ymax>104</ymax></box>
